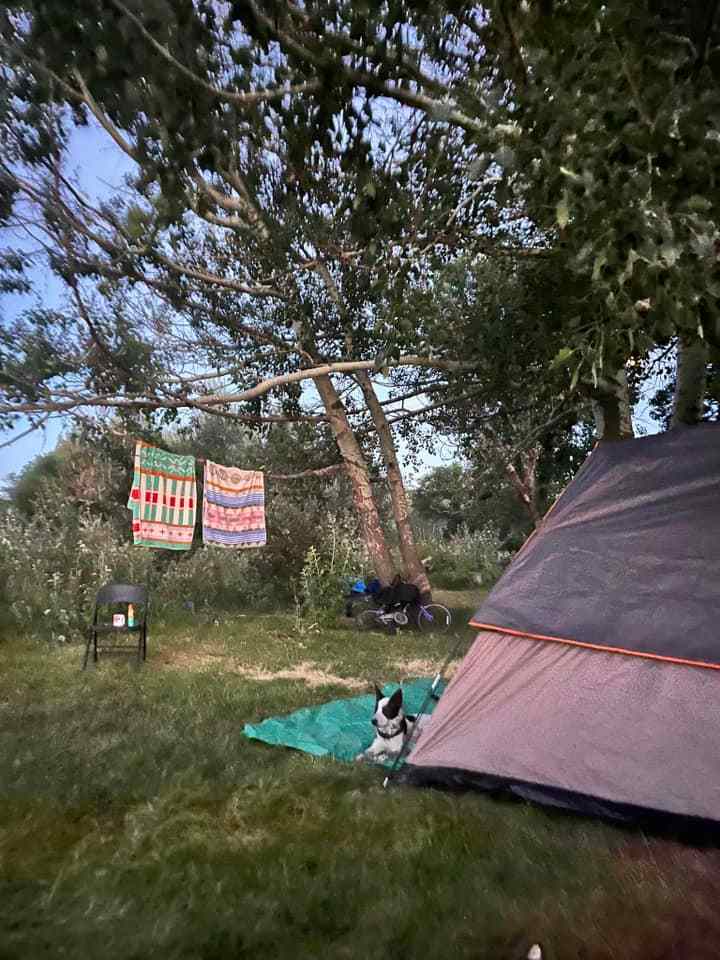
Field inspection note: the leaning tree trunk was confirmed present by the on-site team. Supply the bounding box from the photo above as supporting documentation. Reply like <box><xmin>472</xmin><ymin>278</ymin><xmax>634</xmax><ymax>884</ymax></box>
<box><xmin>590</xmin><ymin>368</ymin><xmax>635</xmax><ymax>440</ymax></box>
<box><xmin>504</xmin><ymin>445</ymin><xmax>543</xmax><ymax>529</ymax></box>
<box><xmin>671</xmin><ymin>335</ymin><xmax>708</xmax><ymax>428</ymax></box>
<box><xmin>314</xmin><ymin>374</ymin><xmax>394</xmax><ymax>585</ymax></box>
<box><xmin>355</xmin><ymin>371</ymin><xmax>432</xmax><ymax>597</ymax></box>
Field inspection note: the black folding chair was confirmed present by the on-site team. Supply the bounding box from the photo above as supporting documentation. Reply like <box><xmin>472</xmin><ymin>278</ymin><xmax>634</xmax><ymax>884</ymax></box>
<box><xmin>83</xmin><ymin>583</ymin><xmax>149</xmax><ymax>670</ymax></box>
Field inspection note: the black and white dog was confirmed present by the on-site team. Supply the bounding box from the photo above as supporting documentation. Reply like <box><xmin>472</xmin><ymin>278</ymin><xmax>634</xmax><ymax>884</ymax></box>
<box><xmin>355</xmin><ymin>684</ymin><xmax>417</xmax><ymax>763</ymax></box>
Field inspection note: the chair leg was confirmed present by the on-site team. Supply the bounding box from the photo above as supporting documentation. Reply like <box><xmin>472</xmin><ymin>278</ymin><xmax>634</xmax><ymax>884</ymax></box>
<box><xmin>93</xmin><ymin>631</ymin><xmax>98</xmax><ymax>663</ymax></box>
<box><xmin>82</xmin><ymin>633</ymin><xmax>92</xmax><ymax>670</ymax></box>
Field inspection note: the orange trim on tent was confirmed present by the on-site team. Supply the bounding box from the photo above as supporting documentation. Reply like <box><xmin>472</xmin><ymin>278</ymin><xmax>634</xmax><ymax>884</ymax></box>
<box><xmin>468</xmin><ymin>621</ymin><xmax>720</xmax><ymax>673</ymax></box>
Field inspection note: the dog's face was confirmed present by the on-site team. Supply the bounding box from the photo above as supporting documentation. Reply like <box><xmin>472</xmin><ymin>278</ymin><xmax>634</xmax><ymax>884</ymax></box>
<box><xmin>372</xmin><ymin>685</ymin><xmax>406</xmax><ymax>738</ymax></box>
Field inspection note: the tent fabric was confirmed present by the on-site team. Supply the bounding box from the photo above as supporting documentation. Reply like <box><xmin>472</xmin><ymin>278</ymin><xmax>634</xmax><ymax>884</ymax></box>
<box><xmin>471</xmin><ymin>424</ymin><xmax>720</xmax><ymax>669</ymax></box>
<box><xmin>404</xmin><ymin>427</ymin><xmax>720</xmax><ymax>827</ymax></box>
<box><xmin>404</xmin><ymin>631</ymin><xmax>720</xmax><ymax>823</ymax></box>
<box><xmin>243</xmin><ymin>679</ymin><xmax>443</xmax><ymax>765</ymax></box>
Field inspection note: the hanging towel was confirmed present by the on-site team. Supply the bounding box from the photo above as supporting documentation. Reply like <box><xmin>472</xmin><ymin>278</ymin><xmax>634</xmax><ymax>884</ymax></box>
<box><xmin>127</xmin><ymin>442</ymin><xmax>196</xmax><ymax>550</ymax></box>
<box><xmin>203</xmin><ymin>460</ymin><xmax>267</xmax><ymax>549</ymax></box>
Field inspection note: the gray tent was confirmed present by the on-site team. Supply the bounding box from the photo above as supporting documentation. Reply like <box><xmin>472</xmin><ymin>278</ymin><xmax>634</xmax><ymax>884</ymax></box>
<box><xmin>405</xmin><ymin>424</ymin><xmax>720</xmax><ymax>827</ymax></box>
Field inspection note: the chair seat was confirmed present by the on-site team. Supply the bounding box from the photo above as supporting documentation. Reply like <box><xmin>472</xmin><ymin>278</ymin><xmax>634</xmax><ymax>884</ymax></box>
<box><xmin>83</xmin><ymin>582</ymin><xmax>149</xmax><ymax>670</ymax></box>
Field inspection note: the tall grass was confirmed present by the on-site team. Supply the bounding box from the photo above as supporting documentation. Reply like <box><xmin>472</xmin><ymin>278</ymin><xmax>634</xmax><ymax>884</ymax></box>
<box><xmin>0</xmin><ymin>506</ymin><xmax>272</xmax><ymax>642</ymax></box>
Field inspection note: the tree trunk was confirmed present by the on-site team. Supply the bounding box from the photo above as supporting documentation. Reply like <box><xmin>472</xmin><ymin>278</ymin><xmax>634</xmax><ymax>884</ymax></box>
<box><xmin>355</xmin><ymin>371</ymin><xmax>432</xmax><ymax>598</ymax></box>
<box><xmin>671</xmin><ymin>335</ymin><xmax>708</xmax><ymax>428</ymax></box>
<box><xmin>504</xmin><ymin>446</ymin><xmax>543</xmax><ymax>528</ymax></box>
<box><xmin>314</xmin><ymin>374</ymin><xmax>395</xmax><ymax>585</ymax></box>
<box><xmin>590</xmin><ymin>368</ymin><xmax>634</xmax><ymax>440</ymax></box>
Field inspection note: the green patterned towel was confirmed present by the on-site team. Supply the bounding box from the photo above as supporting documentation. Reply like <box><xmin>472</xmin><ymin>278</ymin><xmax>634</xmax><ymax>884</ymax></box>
<box><xmin>127</xmin><ymin>442</ymin><xmax>196</xmax><ymax>550</ymax></box>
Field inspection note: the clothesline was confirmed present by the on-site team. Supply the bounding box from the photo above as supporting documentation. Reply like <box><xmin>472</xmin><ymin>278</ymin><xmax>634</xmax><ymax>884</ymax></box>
<box><xmin>127</xmin><ymin>438</ymin><xmax>343</xmax><ymax>481</ymax></box>
<box><xmin>197</xmin><ymin>458</ymin><xmax>344</xmax><ymax>481</ymax></box>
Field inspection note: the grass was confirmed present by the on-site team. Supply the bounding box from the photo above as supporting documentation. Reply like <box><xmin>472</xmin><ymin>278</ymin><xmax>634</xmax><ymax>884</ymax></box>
<box><xmin>1</xmin><ymin>592</ymin><xmax>719</xmax><ymax>959</ymax></box>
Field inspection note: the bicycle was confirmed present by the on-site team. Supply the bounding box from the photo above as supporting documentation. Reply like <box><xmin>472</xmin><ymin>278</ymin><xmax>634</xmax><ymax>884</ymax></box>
<box><xmin>355</xmin><ymin>600</ymin><xmax>452</xmax><ymax>635</ymax></box>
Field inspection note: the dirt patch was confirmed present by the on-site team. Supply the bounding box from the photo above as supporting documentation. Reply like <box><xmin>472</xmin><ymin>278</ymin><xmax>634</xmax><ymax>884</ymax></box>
<box><xmin>392</xmin><ymin>658</ymin><xmax>460</xmax><ymax>681</ymax></box>
<box><xmin>160</xmin><ymin>649</ymin><xmax>364</xmax><ymax>690</ymax></box>
<box><xmin>238</xmin><ymin>662</ymin><xmax>366</xmax><ymax>690</ymax></box>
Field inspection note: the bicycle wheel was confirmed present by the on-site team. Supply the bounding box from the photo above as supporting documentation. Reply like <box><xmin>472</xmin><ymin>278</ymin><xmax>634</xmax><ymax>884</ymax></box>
<box><xmin>356</xmin><ymin>609</ymin><xmax>382</xmax><ymax>632</ymax></box>
<box><xmin>416</xmin><ymin>603</ymin><xmax>452</xmax><ymax>634</ymax></box>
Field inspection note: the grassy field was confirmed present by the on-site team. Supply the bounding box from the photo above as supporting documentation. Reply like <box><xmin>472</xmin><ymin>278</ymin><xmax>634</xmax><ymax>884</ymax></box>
<box><xmin>1</xmin><ymin>592</ymin><xmax>718</xmax><ymax>959</ymax></box>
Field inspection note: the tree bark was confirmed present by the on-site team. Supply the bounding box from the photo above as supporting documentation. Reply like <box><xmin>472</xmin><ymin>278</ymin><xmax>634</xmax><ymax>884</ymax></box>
<box><xmin>589</xmin><ymin>369</ymin><xmax>634</xmax><ymax>440</ymax></box>
<box><xmin>504</xmin><ymin>445</ymin><xmax>543</xmax><ymax>528</ymax></box>
<box><xmin>355</xmin><ymin>372</ymin><xmax>432</xmax><ymax>598</ymax></box>
<box><xmin>671</xmin><ymin>335</ymin><xmax>708</xmax><ymax>428</ymax></box>
<box><xmin>314</xmin><ymin>374</ymin><xmax>395</xmax><ymax>585</ymax></box>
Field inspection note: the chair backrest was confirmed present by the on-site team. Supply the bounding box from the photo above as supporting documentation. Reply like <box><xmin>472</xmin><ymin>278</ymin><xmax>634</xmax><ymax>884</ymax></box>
<box><xmin>95</xmin><ymin>583</ymin><xmax>148</xmax><ymax>606</ymax></box>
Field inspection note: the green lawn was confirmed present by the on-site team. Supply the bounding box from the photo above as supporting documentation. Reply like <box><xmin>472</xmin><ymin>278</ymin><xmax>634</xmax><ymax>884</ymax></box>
<box><xmin>1</xmin><ymin>597</ymin><xmax>718</xmax><ymax>959</ymax></box>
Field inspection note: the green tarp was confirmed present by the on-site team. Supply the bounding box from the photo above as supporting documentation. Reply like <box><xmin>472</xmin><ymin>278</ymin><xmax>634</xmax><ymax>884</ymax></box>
<box><xmin>243</xmin><ymin>679</ymin><xmax>443</xmax><ymax>765</ymax></box>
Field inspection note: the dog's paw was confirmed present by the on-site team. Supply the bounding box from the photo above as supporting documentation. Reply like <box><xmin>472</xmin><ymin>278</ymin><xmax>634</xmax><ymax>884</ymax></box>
<box><xmin>355</xmin><ymin>752</ymin><xmax>366</xmax><ymax>762</ymax></box>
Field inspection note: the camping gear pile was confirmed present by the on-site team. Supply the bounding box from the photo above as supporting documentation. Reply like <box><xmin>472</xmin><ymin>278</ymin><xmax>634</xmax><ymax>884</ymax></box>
<box><xmin>344</xmin><ymin>575</ymin><xmax>420</xmax><ymax>625</ymax></box>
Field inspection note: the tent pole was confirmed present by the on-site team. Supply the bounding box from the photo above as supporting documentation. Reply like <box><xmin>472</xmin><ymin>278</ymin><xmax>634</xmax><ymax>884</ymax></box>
<box><xmin>383</xmin><ymin>631</ymin><xmax>470</xmax><ymax>788</ymax></box>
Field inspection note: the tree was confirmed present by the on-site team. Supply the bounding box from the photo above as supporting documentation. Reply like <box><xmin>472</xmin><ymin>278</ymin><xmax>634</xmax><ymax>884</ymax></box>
<box><xmin>412</xmin><ymin>464</ymin><xmax>491</xmax><ymax>536</ymax></box>
<box><xmin>227</xmin><ymin>0</ymin><xmax>720</xmax><ymax>432</ymax></box>
<box><xmin>643</xmin><ymin>346</ymin><xmax>720</xmax><ymax>430</ymax></box>
<box><xmin>0</xmin><ymin>3</ymin><xmax>487</xmax><ymax>586</ymax></box>
<box><xmin>3</xmin><ymin>0</ymin><xmax>717</xmax><ymax>594</ymax></box>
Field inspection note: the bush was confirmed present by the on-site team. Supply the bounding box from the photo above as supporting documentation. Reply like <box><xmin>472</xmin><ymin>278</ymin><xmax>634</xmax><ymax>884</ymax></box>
<box><xmin>156</xmin><ymin>547</ymin><xmax>278</xmax><ymax>615</ymax></box>
<box><xmin>0</xmin><ymin>424</ymin><xmax>363</xmax><ymax>641</ymax></box>
<box><xmin>0</xmin><ymin>506</ymin><xmax>282</xmax><ymax>643</ymax></box>
<box><xmin>298</xmin><ymin>518</ymin><xmax>367</xmax><ymax>627</ymax></box>
<box><xmin>0</xmin><ymin>507</ymin><xmax>155</xmax><ymax>643</ymax></box>
<box><xmin>418</xmin><ymin>523</ymin><xmax>504</xmax><ymax>590</ymax></box>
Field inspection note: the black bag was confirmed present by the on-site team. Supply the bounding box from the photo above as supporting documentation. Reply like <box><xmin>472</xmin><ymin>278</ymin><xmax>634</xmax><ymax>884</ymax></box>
<box><xmin>378</xmin><ymin>576</ymin><xmax>420</xmax><ymax>611</ymax></box>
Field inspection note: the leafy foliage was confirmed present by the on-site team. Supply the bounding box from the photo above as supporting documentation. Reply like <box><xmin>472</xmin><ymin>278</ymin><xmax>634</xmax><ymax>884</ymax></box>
<box><xmin>298</xmin><ymin>517</ymin><xmax>366</xmax><ymax>628</ymax></box>
<box><xmin>0</xmin><ymin>419</ymin><xmax>369</xmax><ymax>638</ymax></box>
<box><xmin>416</xmin><ymin>521</ymin><xmax>504</xmax><ymax>590</ymax></box>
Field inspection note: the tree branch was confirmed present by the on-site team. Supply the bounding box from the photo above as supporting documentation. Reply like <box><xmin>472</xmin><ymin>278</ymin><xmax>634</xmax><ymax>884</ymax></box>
<box><xmin>0</xmin><ymin>394</ymin><xmax>324</xmax><ymax>424</ymax></box>
<box><xmin>108</xmin><ymin>0</ymin><xmax>321</xmax><ymax>106</ymax></box>
<box><xmin>0</xmin><ymin>415</ymin><xmax>52</xmax><ymax>451</ymax></box>
<box><xmin>267</xmin><ymin>463</ymin><xmax>344</xmax><ymax>481</ymax></box>
<box><xmin>72</xmin><ymin>69</ymin><xmax>139</xmax><ymax>161</ymax></box>
<box><xmin>201</xmin><ymin>356</ymin><xmax>475</xmax><ymax>405</ymax></box>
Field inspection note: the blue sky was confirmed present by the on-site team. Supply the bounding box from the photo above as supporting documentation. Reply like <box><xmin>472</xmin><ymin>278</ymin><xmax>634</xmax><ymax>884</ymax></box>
<box><xmin>1</xmin><ymin>120</ymin><xmax>659</xmax><ymax>489</ymax></box>
<box><xmin>1</xmin><ymin>123</ymin><xmax>135</xmax><ymax>484</ymax></box>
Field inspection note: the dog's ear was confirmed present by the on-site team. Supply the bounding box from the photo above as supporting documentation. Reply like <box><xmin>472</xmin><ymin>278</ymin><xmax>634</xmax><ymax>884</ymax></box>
<box><xmin>374</xmin><ymin>683</ymin><xmax>384</xmax><ymax>704</ymax></box>
<box><xmin>383</xmin><ymin>687</ymin><xmax>403</xmax><ymax>718</ymax></box>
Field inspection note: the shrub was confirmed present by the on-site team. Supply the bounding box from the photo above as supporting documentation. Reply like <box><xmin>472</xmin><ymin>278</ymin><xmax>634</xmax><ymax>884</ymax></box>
<box><xmin>418</xmin><ymin>523</ymin><xmax>504</xmax><ymax>590</ymax></box>
<box><xmin>156</xmin><ymin>547</ymin><xmax>278</xmax><ymax>615</ymax></box>
<box><xmin>0</xmin><ymin>503</ymin><xmax>284</xmax><ymax>642</ymax></box>
<box><xmin>0</xmin><ymin>507</ymin><xmax>155</xmax><ymax>643</ymax></box>
<box><xmin>298</xmin><ymin>517</ymin><xmax>367</xmax><ymax>627</ymax></box>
